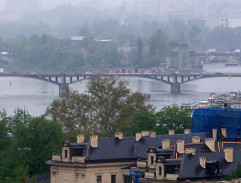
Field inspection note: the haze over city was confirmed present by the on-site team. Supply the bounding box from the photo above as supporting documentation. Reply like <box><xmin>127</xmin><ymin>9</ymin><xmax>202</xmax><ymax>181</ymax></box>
<box><xmin>0</xmin><ymin>1</ymin><xmax>241</xmax><ymax>182</ymax></box>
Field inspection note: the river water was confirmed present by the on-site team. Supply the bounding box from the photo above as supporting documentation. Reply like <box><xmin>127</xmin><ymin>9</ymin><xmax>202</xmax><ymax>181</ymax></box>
<box><xmin>1</xmin><ymin>63</ymin><xmax>241</xmax><ymax>116</ymax></box>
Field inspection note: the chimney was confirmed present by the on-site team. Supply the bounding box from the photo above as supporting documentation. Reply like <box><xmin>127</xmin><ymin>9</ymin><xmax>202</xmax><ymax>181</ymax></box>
<box><xmin>184</xmin><ymin>129</ymin><xmax>191</xmax><ymax>134</ymax></box>
<box><xmin>199</xmin><ymin>157</ymin><xmax>206</xmax><ymax>168</ymax></box>
<box><xmin>212</xmin><ymin>129</ymin><xmax>217</xmax><ymax>140</ymax></box>
<box><xmin>177</xmin><ymin>140</ymin><xmax>185</xmax><ymax>153</ymax></box>
<box><xmin>136</xmin><ymin>132</ymin><xmax>142</xmax><ymax>141</ymax></box>
<box><xmin>90</xmin><ymin>135</ymin><xmax>98</xmax><ymax>148</ymax></box>
<box><xmin>142</xmin><ymin>131</ymin><xmax>150</xmax><ymax>136</ymax></box>
<box><xmin>150</xmin><ymin>131</ymin><xmax>156</xmax><ymax>138</ymax></box>
<box><xmin>162</xmin><ymin>139</ymin><xmax>170</xmax><ymax>149</ymax></box>
<box><xmin>221</xmin><ymin>128</ymin><xmax>227</xmax><ymax>138</ymax></box>
<box><xmin>224</xmin><ymin>148</ymin><xmax>233</xmax><ymax>162</ymax></box>
<box><xmin>185</xmin><ymin>148</ymin><xmax>196</xmax><ymax>155</ymax></box>
<box><xmin>168</xmin><ymin>129</ymin><xmax>175</xmax><ymax>135</ymax></box>
<box><xmin>77</xmin><ymin>134</ymin><xmax>85</xmax><ymax>143</ymax></box>
<box><xmin>192</xmin><ymin>136</ymin><xmax>200</xmax><ymax>143</ymax></box>
<box><xmin>115</xmin><ymin>132</ymin><xmax>123</xmax><ymax>140</ymax></box>
<box><xmin>205</xmin><ymin>138</ymin><xmax>215</xmax><ymax>152</ymax></box>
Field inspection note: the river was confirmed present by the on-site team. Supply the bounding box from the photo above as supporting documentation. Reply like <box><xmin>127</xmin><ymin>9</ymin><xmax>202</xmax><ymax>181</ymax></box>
<box><xmin>1</xmin><ymin>63</ymin><xmax>241</xmax><ymax>116</ymax></box>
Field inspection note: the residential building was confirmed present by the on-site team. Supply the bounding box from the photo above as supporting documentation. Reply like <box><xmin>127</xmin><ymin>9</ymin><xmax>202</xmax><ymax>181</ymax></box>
<box><xmin>47</xmin><ymin>109</ymin><xmax>241</xmax><ymax>183</ymax></box>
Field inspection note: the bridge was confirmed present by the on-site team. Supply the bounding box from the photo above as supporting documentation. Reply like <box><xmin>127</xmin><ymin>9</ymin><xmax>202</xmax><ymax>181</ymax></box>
<box><xmin>0</xmin><ymin>73</ymin><xmax>240</xmax><ymax>96</ymax></box>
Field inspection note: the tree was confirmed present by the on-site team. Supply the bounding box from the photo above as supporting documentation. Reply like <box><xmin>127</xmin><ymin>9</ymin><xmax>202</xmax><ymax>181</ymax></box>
<box><xmin>155</xmin><ymin>105</ymin><xmax>192</xmax><ymax>134</ymax></box>
<box><xmin>46</xmin><ymin>76</ymin><xmax>154</xmax><ymax>140</ymax></box>
<box><xmin>0</xmin><ymin>110</ymin><xmax>63</xmax><ymax>182</ymax></box>
<box><xmin>226</xmin><ymin>163</ymin><xmax>241</xmax><ymax>180</ymax></box>
<box><xmin>130</xmin><ymin>111</ymin><xmax>156</xmax><ymax>135</ymax></box>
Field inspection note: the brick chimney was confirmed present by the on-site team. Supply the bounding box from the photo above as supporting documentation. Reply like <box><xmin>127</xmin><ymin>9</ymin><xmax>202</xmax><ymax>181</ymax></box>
<box><xmin>205</xmin><ymin>138</ymin><xmax>215</xmax><ymax>152</ymax></box>
<box><xmin>199</xmin><ymin>157</ymin><xmax>206</xmax><ymax>168</ymax></box>
<box><xmin>212</xmin><ymin>129</ymin><xmax>217</xmax><ymax>140</ymax></box>
<box><xmin>162</xmin><ymin>139</ymin><xmax>170</xmax><ymax>149</ymax></box>
<box><xmin>168</xmin><ymin>129</ymin><xmax>175</xmax><ymax>135</ymax></box>
<box><xmin>221</xmin><ymin>128</ymin><xmax>227</xmax><ymax>138</ymax></box>
<box><xmin>185</xmin><ymin>148</ymin><xmax>196</xmax><ymax>155</ymax></box>
<box><xmin>77</xmin><ymin>134</ymin><xmax>85</xmax><ymax>143</ymax></box>
<box><xmin>177</xmin><ymin>140</ymin><xmax>185</xmax><ymax>153</ymax></box>
<box><xmin>224</xmin><ymin>148</ymin><xmax>233</xmax><ymax>162</ymax></box>
<box><xmin>136</xmin><ymin>132</ymin><xmax>142</xmax><ymax>141</ymax></box>
<box><xmin>192</xmin><ymin>136</ymin><xmax>200</xmax><ymax>143</ymax></box>
<box><xmin>142</xmin><ymin>131</ymin><xmax>150</xmax><ymax>136</ymax></box>
<box><xmin>115</xmin><ymin>132</ymin><xmax>123</xmax><ymax>140</ymax></box>
<box><xmin>90</xmin><ymin>135</ymin><xmax>98</xmax><ymax>148</ymax></box>
<box><xmin>184</xmin><ymin>129</ymin><xmax>191</xmax><ymax>134</ymax></box>
<box><xmin>150</xmin><ymin>132</ymin><xmax>156</xmax><ymax>138</ymax></box>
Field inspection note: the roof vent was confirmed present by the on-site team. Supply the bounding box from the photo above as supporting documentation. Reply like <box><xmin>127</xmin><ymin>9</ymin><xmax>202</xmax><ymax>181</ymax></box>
<box><xmin>192</xmin><ymin>136</ymin><xmax>200</xmax><ymax>143</ymax></box>
<box><xmin>150</xmin><ymin>131</ymin><xmax>156</xmax><ymax>138</ymax></box>
<box><xmin>136</xmin><ymin>132</ymin><xmax>142</xmax><ymax>142</ymax></box>
<box><xmin>185</xmin><ymin>148</ymin><xmax>196</xmax><ymax>155</ymax></box>
<box><xmin>212</xmin><ymin>129</ymin><xmax>217</xmax><ymax>140</ymax></box>
<box><xmin>168</xmin><ymin>129</ymin><xmax>175</xmax><ymax>135</ymax></box>
<box><xmin>77</xmin><ymin>134</ymin><xmax>85</xmax><ymax>143</ymax></box>
<box><xmin>162</xmin><ymin>139</ymin><xmax>170</xmax><ymax>149</ymax></box>
<box><xmin>90</xmin><ymin>135</ymin><xmax>98</xmax><ymax>148</ymax></box>
<box><xmin>205</xmin><ymin>138</ymin><xmax>215</xmax><ymax>152</ymax></box>
<box><xmin>115</xmin><ymin>132</ymin><xmax>123</xmax><ymax>140</ymax></box>
<box><xmin>221</xmin><ymin>128</ymin><xmax>227</xmax><ymax>138</ymax></box>
<box><xmin>184</xmin><ymin>129</ymin><xmax>191</xmax><ymax>134</ymax></box>
<box><xmin>224</xmin><ymin>148</ymin><xmax>233</xmax><ymax>162</ymax></box>
<box><xmin>177</xmin><ymin>140</ymin><xmax>185</xmax><ymax>153</ymax></box>
<box><xmin>141</xmin><ymin>131</ymin><xmax>150</xmax><ymax>136</ymax></box>
<box><xmin>199</xmin><ymin>157</ymin><xmax>206</xmax><ymax>168</ymax></box>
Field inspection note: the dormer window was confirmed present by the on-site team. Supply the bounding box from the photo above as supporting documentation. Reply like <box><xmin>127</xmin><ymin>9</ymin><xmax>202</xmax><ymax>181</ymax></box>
<box><xmin>151</xmin><ymin>156</ymin><xmax>154</xmax><ymax>164</ymax></box>
<box><xmin>65</xmin><ymin>150</ymin><xmax>67</xmax><ymax>158</ymax></box>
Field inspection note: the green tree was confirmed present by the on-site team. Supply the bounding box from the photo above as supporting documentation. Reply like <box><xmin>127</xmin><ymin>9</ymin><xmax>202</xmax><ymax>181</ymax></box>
<box><xmin>226</xmin><ymin>163</ymin><xmax>241</xmax><ymax>180</ymax></box>
<box><xmin>46</xmin><ymin>77</ymin><xmax>154</xmax><ymax>140</ymax></box>
<box><xmin>155</xmin><ymin>105</ymin><xmax>192</xmax><ymax>134</ymax></box>
<box><xmin>0</xmin><ymin>110</ymin><xmax>63</xmax><ymax>182</ymax></box>
<box><xmin>130</xmin><ymin>111</ymin><xmax>156</xmax><ymax>135</ymax></box>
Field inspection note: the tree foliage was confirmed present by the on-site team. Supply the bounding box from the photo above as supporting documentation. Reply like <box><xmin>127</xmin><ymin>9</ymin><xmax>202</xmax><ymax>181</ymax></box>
<box><xmin>0</xmin><ymin>109</ymin><xmax>63</xmax><ymax>182</ymax></box>
<box><xmin>155</xmin><ymin>105</ymin><xmax>192</xmax><ymax>134</ymax></box>
<box><xmin>226</xmin><ymin>163</ymin><xmax>241</xmax><ymax>180</ymax></box>
<box><xmin>46</xmin><ymin>76</ymin><xmax>154</xmax><ymax>140</ymax></box>
<box><xmin>131</xmin><ymin>105</ymin><xmax>192</xmax><ymax>135</ymax></box>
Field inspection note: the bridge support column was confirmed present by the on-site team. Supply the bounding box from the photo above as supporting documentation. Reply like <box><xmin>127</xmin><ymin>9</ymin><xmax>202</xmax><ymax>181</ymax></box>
<box><xmin>59</xmin><ymin>83</ymin><xmax>69</xmax><ymax>97</ymax></box>
<box><xmin>171</xmin><ymin>83</ymin><xmax>180</xmax><ymax>94</ymax></box>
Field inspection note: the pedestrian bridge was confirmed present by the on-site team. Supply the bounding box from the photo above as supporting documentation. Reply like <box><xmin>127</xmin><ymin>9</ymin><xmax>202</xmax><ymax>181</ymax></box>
<box><xmin>0</xmin><ymin>73</ymin><xmax>239</xmax><ymax>96</ymax></box>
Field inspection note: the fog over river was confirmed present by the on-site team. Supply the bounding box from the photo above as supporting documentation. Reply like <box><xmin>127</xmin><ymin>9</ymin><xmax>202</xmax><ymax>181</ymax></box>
<box><xmin>1</xmin><ymin>63</ymin><xmax>241</xmax><ymax>116</ymax></box>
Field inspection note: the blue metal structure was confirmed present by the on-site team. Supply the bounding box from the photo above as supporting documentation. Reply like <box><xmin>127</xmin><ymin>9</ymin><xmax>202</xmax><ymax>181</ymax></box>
<box><xmin>192</xmin><ymin>108</ymin><xmax>241</xmax><ymax>141</ymax></box>
<box><xmin>129</xmin><ymin>170</ymin><xmax>144</xmax><ymax>183</ymax></box>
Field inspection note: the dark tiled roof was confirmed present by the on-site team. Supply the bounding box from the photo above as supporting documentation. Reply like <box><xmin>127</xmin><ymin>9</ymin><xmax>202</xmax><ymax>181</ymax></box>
<box><xmin>86</xmin><ymin>137</ymin><xmax>136</xmax><ymax>162</ymax></box>
<box><xmin>222</xmin><ymin>142</ymin><xmax>241</xmax><ymax>152</ymax></box>
<box><xmin>179</xmin><ymin>151</ymin><xmax>241</xmax><ymax>180</ymax></box>
<box><xmin>69</xmin><ymin>132</ymin><xmax>211</xmax><ymax>163</ymax></box>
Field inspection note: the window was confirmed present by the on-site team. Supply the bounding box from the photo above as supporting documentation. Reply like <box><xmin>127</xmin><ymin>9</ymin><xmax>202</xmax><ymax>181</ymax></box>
<box><xmin>159</xmin><ymin>166</ymin><xmax>162</xmax><ymax>175</ymax></box>
<box><xmin>111</xmin><ymin>175</ymin><xmax>116</xmax><ymax>183</ymax></box>
<box><xmin>65</xmin><ymin>150</ymin><xmax>67</xmax><ymax>158</ymax></box>
<box><xmin>97</xmin><ymin>175</ymin><xmax>101</xmax><ymax>183</ymax></box>
<box><xmin>151</xmin><ymin>156</ymin><xmax>154</xmax><ymax>164</ymax></box>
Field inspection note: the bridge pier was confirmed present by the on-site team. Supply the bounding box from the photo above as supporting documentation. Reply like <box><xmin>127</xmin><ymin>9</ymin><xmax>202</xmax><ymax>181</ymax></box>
<box><xmin>171</xmin><ymin>83</ymin><xmax>180</xmax><ymax>94</ymax></box>
<box><xmin>59</xmin><ymin>83</ymin><xmax>69</xmax><ymax>97</ymax></box>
